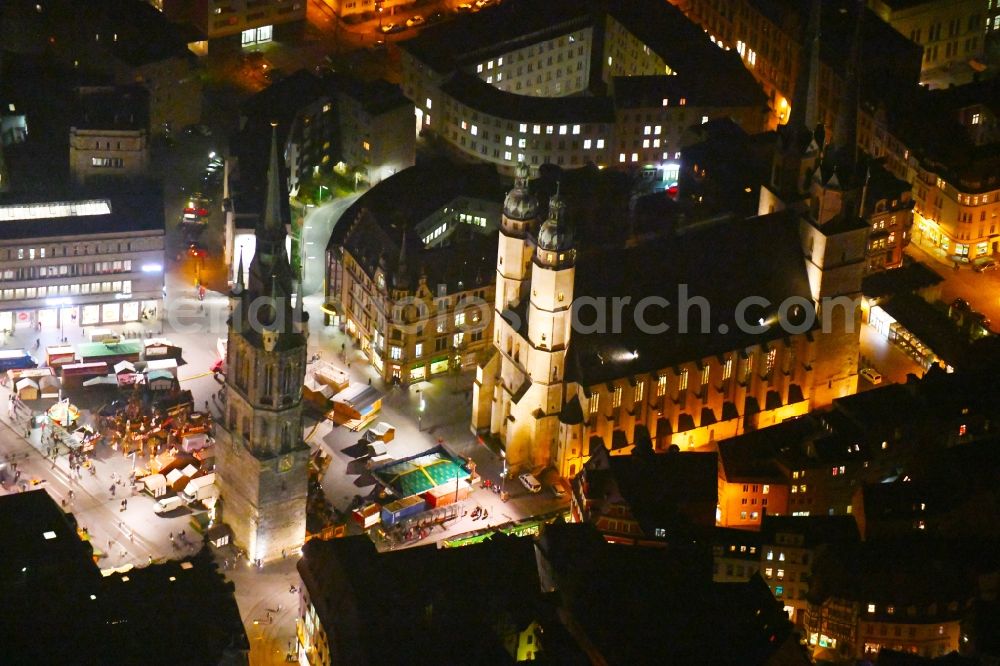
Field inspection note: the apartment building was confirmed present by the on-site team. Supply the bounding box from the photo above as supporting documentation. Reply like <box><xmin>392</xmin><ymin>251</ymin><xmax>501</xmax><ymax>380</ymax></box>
<box><xmin>325</xmin><ymin>160</ymin><xmax>504</xmax><ymax>384</ymax></box>
<box><xmin>0</xmin><ymin>192</ymin><xmax>165</xmax><ymax>334</ymax></box>
<box><xmin>69</xmin><ymin>86</ymin><xmax>150</xmax><ymax>185</ymax></box>
<box><xmin>867</xmin><ymin>0</ymin><xmax>986</xmax><ymax>80</ymax></box>
<box><xmin>400</xmin><ymin>0</ymin><xmax>768</xmax><ymax>177</ymax></box>
<box><xmin>162</xmin><ymin>0</ymin><xmax>306</xmax><ymax>44</ymax></box>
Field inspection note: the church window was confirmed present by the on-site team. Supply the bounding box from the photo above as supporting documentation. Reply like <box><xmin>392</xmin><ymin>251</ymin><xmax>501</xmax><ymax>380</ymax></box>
<box><xmin>766</xmin><ymin>348</ymin><xmax>776</xmax><ymax>377</ymax></box>
<box><xmin>656</xmin><ymin>373</ymin><xmax>666</xmax><ymax>396</ymax></box>
<box><xmin>589</xmin><ymin>394</ymin><xmax>599</xmax><ymax>414</ymax></box>
<box><xmin>701</xmin><ymin>365</ymin><xmax>710</xmax><ymax>386</ymax></box>
<box><xmin>611</xmin><ymin>385</ymin><xmax>622</xmax><ymax>408</ymax></box>
<box><xmin>678</xmin><ymin>369</ymin><xmax>689</xmax><ymax>391</ymax></box>
<box><xmin>264</xmin><ymin>364</ymin><xmax>274</xmax><ymax>397</ymax></box>
<box><xmin>723</xmin><ymin>356</ymin><xmax>733</xmax><ymax>380</ymax></box>
<box><xmin>390</xmin><ymin>346</ymin><xmax>402</xmax><ymax>360</ymax></box>
<box><xmin>634</xmin><ymin>381</ymin><xmax>644</xmax><ymax>403</ymax></box>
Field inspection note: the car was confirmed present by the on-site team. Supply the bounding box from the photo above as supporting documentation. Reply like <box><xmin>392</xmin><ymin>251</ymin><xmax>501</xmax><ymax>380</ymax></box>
<box><xmin>456</xmin><ymin>3</ymin><xmax>474</xmax><ymax>12</ymax></box>
<box><xmin>210</xmin><ymin>358</ymin><xmax>225</xmax><ymax>374</ymax></box>
<box><xmin>406</xmin><ymin>15</ymin><xmax>425</xmax><ymax>27</ymax></box>
<box><xmin>475</xmin><ymin>0</ymin><xmax>498</xmax><ymax>7</ymax></box>
<box><xmin>264</xmin><ymin>67</ymin><xmax>285</xmax><ymax>83</ymax></box>
<box><xmin>188</xmin><ymin>243</ymin><xmax>207</xmax><ymax>259</ymax></box>
<box><xmin>518</xmin><ymin>472</ymin><xmax>542</xmax><ymax>493</ymax></box>
<box><xmin>550</xmin><ymin>484</ymin><xmax>566</xmax><ymax>499</ymax></box>
<box><xmin>154</xmin><ymin>495</ymin><xmax>185</xmax><ymax>514</ymax></box>
<box><xmin>859</xmin><ymin>367</ymin><xmax>882</xmax><ymax>385</ymax></box>
<box><xmin>379</xmin><ymin>22</ymin><xmax>400</xmax><ymax>33</ymax></box>
<box><xmin>973</xmin><ymin>257</ymin><xmax>998</xmax><ymax>272</ymax></box>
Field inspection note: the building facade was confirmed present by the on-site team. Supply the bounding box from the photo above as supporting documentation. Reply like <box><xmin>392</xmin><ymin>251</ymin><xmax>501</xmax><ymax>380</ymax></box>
<box><xmin>400</xmin><ymin>0</ymin><xmax>769</xmax><ymax>176</ymax></box>
<box><xmin>69</xmin><ymin>86</ymin><xmax>150</xmax><ymax>185</ymax></box>
<box><xmin>675</xmin><ymin>0</ymin><xmax>922</xmax><ymax>135</ymax></box>
<box><xmin>0</xmin><ymin>194</ymin><xmax>164</xmax><ymax>334</ymax></box>
<box><xmin>325</xmin><ymin>161</ymin><xmax>502</xmax><ymax>384</ymax></box>
<box><xmin>215</xmin><ymin>130</ymin><xmax>309</xmax><ymax>564</ymax></box>
<box><xmin>162</xmin><ymin>0</ymin><xmax>306</xmax><ymax>44</ymax></box>
<box><xmin>868</xmin><ymin>0</ymin><xmax>986</xmax><ymax>81</ymax></box>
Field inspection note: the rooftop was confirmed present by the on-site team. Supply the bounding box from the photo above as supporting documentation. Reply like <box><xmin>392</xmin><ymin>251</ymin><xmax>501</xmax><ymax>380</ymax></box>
<box><xmin>861</xmin><ymin>261</ymin><xmax>943</xmax><ymax>299</ymax></box>
<box><xmin>73</xmin><ymin>85</ymin><xmax>149</xmax><ymax>132</ymax></box>
<box><xmin>329</xmin><ymin>159</ymin><xmax>507</xmax><ymax>293</ymax></box>
<box><xmin>0</xmin><ymin>188</ymin><xmax>164</xmax><ymax>240</ymax></box>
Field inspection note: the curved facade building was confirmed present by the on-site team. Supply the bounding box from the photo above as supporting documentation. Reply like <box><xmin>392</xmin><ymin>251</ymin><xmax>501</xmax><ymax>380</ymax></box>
<box><xmin>400</xmin><ymin>0</ymin><xmax>768</xmax><ymax>177</ymax></box>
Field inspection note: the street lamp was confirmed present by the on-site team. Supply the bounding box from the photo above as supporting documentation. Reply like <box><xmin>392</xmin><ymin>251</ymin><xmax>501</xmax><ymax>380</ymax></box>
<box><xmin>377</xmin><ymin>2</ymin><xmax>384</xmax><ymax>33</ymax></box>
<box><xmin>417</xmin><ymin>391</ymin><xmax>425</xmax><ymax>431</ymax></box>
<box><xmin>317</xmin><ymin>184</ymin><xmax>328</xmax><ymax>203</ymax></box>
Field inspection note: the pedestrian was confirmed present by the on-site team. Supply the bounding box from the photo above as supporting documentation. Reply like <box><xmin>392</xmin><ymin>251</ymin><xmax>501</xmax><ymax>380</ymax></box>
<box><xmin>169</xmin><ymin>532</ymin><xmax>174</xmax><ymax>543</ymax></box>
<box><xmin>109</xmin><ymin>484</ymin><xmax>116</xmax><ymax>497</ymax></box>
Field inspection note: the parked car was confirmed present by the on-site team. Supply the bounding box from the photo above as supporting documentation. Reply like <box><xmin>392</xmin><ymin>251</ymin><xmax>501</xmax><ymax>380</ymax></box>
<box><xmin>188</xmin><ymin>243</ymin><xmax>207</xmax><ymax>259</ymax></box>
<box><xmin>973</xmin><ymin>257</ymin><xmax>998</xmax><ymax>272</ymax></box>
<box><xmin>518</xmin><ymin>472</ymin><xmax>542</xmax><ymax>493</ymax></box>
<box><xmin>859</xmin><ymin>367</ymin><xmax>882</xmax><ymax>385</ymax></box>
<box><xmin>406</xmin><ymin>15</ymin><xmax>425</xmax><ymax>27</ymax></box>
<box><xmin>550</xmin><ymin>484</ymin><xmax>566</xmax><ymax>499</ymax></box>
<box><xmin>154</xmin><ymin>495</ymin><xmax>185</xmax><ymax>514</ymax></box>
<box><xmin>380</xmin><ymin>22</ymin><xmax>405</xmax><ymax>34</ymax></box>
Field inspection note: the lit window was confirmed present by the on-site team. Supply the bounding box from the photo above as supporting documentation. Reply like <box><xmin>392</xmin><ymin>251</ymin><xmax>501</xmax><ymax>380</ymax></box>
<box><xmin>517</xmin><ymin>153</ymin><xmax>524</xmax><ymax>162</ymax></box>
<box><xmin>654</xmin><ymin>125</ymin><xmax>662</xmax><ymax>134</ymax></box>
<box><xmin>776</xmin><ymin>569</ymin><xmax>784</xmax><ymax>579</ymax></box>
<box><xmin>619</xmin><ymin>153</ymin><xmax>626</xmax><ymax>163</ymax></box>
<box><xmin>546</xmin><ymin>125</ymin><xmax>554</xmax><ymax>134</ymax></box>
<box><xmin>868</xmin><ymin>604</ymin><xmax>876</xmax><ymax>613</ymax></box>
<box><xmin>631</xmin><ymin>153</ymin><xmax>638</xmax><ymax>162</ymax></box>
<box><xmin>656</xmin><ymin>374</ymin><xmax>666</xmax><ymax>396</ymax></box>
<box><xmin>470</xmin><ymin>125</ymin><xmax>478</xmax><ymax>136</ymax></box>
<box><xmin>679</xmin><ymin>98</ymin><xmax>687</xmax><ymax>105</ymax></box>
<box><xmin>611</xmin><ymin>385</ymin><xmax>622</xmax><ymax>408</ymax></box>
<box><xmin>762</xmin><ymin>484</ymin><xmax>769</xmax><ymax>494</ymax></box>
<box><xmin>425</xmin><ymin>97</ymin><xmax>432</xmax><ymax>109</ymax></box>
<box><xmin>679</xmin><ymin>368</ymin><xmax>688</xmax><ymax>390</ymax></box>
<box><xmin>461</xmin><ymin>121</ymin><xmax>468</xmax><ymax>130</ymax></box>
<box><xmin>487</xmin><ymin>60</ymin><xmax>494</xmax><ymax>70</ymax></box>
<box><xmin>584</xmin><ymin>139</ymin><xmax>592</xmax><ymax>149</ymax></box>
<box><xmin>415</xmin><ymin>343</ymin><xmax>423</xmax><ymax>357</ymax></box>
<box><xmin>608</xmin><ymin>56</ymin><xmax>612</xmax><ymax>65</ymax></box>
<box><xmin>642</xmin><ymin>139</ymin><xmax>650</xmax><ymax>148</ymax></box>
<box><xmin>778</xmin><ymin>553</ymin><xmax>785</xmax><ymax>561</ymax></box>
<box><xmin>765</xmin><ymin>568</ymin><xmax>773</xmax><ymax>577</ymax></box>
<box><xmin>454</xmin><ymin>312</ymin><xmax>466</xmax><ymax>327</ymax></box>
<box><xmin>887</xmin><ymin>606</ymin><xmax>895</xmax><ymax>615</ymax></box>
<box><xmin>559</xmin><ymin>125</ymin><xmax>567</xmax><ymax>135</ymax></box>
<box><xmin>643</xmin><ymin>125</ymin><xmax>651</xmax><ymax>135</ymax></box>
<box><xmin>390</xmin><ymin>346</ymin><xmax>402</xmax><ymax>360</ymax></box>
<box><xmin>497</xmin><ymin>57</ymin><xmax>503</xmax><ymax>66</ymax></box>
<box><xmin>362</xmin><ymin>141</ymin><xmax>370</xmax><ymax>151</ymax></box>
<box><xmin>504</xmin><ymin>151</ymin><xmax>512</xmax><ymax>161</ymax></box>
<box><xmin>596</xmin><ymin>139</ymin><xmax>604</xmax><ymax>149</ymax></box>
<box><xmin>653</xmin><ymin>139</ymin><xmax>660</xmax><ymax>148</ymax></box>
<box><xmin>767</xmin><ymin>551</ymin><xmax>773</xmax><ymax>560</ymax></box>
<box><xmin>477</xmin><ymin>64</ymin><xmax>483</xmax><ymax>73</ymax></box>
<box><xmin>518</xmin><ymin>138</ymin><xmax>526</xmax><ymax>148</ymax></box>
<box><xmin>533</xmin><ymin>125</ymin><xmax>541</xmax><ymax>134</ymax></box>
<box><xmin>972</xmin><ymin>112</ymin><xmax>980</xmax><ymax>125</ymax></box>
<box><xmin>520</xmin><ymin>123</ymin><xmax>527</xmax><ymax>132</ymax></box>
<box><xmin>505</xmin><ymin>136</ymin><xmax>513</xmax><ymax>146</ymax></box>
<box><xmin>662</xmin><ymin>98</ymin><xmax>669</xmax><ymax>106</ymax></box>
<box><xmin>701</xmin><ymin>116</ymin><xmax>709</xmax><ymax>124</ymax></box>
<box><xmin>589</xmin><ymin>394</ymin><xmax>599</xmax><ymax>414</ymax></box>
<box><xmin>572</xmin><ymin>125</ymin><xmax>580</xmax><ymax>134</ymax></box>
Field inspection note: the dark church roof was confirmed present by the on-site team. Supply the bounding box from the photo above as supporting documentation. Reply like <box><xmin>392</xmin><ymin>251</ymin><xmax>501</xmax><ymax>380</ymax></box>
<box><xmin>564</xmin><ymin>210</ymin><xmax>815</xmax><ymax>386</ymax></box>
<box><xmin>329</xmin><ymin>159</ymin><xmax>506</xmax><ymax>293</ymax></box>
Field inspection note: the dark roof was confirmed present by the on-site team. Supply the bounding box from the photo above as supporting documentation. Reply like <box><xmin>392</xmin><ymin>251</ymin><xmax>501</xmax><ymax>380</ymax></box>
<box><xmin>613</xmin><ymin>73</ymin><xmax>767</xmax><ymax>111</ymax></box>
<box><xmin>298</xmin><ymin>534</ymin><xmax>541</xmax><ymax>664</ymax></box>
<box><xmin>73</xmin><ymin>85</ymin><xmax>149</xmax><ymax>131</ymax></box>
<box><xmin>565</xmin><ymin>210</ymin><xmax>814</xmax><ymax>386</ymax></box>
<box><xmin>718</xmin><ymin>435</ymin><xmax>792</xmax><ymax>484</ymax></box>
<box><xmin>399</xmin><ymin>0</ymin><xmax>594</xmax><ymax>73</ymax></box>
<box><xmin>330</xmin><ymin>159</ymin><xmax>506</xmax><ymax>292</ymax></box>
<box><xmin>607</xmin><ymin>450</ymin><xmax>718</xmax><ymax>522</ymax></box>
<box><xmin>861</xmin><ymin>261</ymin><xmax>943</xmax><ymax>299</ymax></box>
<box><xmin>880</xmin><ymin>292</ymin><xmax>971</xmax><ymax>366</ymax></box>
<box><xmin>337</xmin><ymin>76</ymin><xmax>411</xmax><ymax>115</ymax></box>
<box><xmin>759</xmin><ymin>514</ymin><xmax>860</xmax><ymax>548</ymax></box>
<box><xmin>0</xmin><ymin>491</ymin><xmax>247</xmax><ymax>664</ymax></box>
<box><xmin>537</xmin><ymin>522</ymin><xmax>796</xmax><ymax>664</ymax></box>
<box><xmin>440</xmin><ymin>71</ymin><xmax>615</xmax><ymax>124</ymax></box>
<box><xmin>0</xmin><ymin>188</ymin><xmax>165</xmax><ymax>240</ymax></box>
<box><xmin>0</xmin><ymin>490</ymin><xmax>97</xmax><ymax>587</ymax></box>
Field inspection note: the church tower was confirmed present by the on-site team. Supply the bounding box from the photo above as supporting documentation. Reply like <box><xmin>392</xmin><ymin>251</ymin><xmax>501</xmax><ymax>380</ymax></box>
<box><xmin>216</xmin><ymin>125</ymin><xmax>310</xmax><ymax>564</ymax></box>
<box><xmin>800</xmin><ymin>0</ymin><xmax>867</xmax><ymax>407</ymax></box>
<box><xmin>522</xmin><ymin>192</ymin><xmax>576</xmax><ymax>470</ymax></box>
<box><xmin>471</xmin><ymin>163</ymin><xmax>538</xmax><ymax>433</ymax></box>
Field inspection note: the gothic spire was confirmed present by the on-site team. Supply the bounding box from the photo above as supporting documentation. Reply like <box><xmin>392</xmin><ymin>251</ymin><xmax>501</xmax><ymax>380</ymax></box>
<box><xmin>833</xmin><ymin>0</ymin><xmax>864</xmax><ymax>164</ymax></box>
<box><xmin>235</xmin><ymin>249</ymin><xmax>245</xmax><ymax>292</ymax></box>
<box><xmin>262</xmin><ymin>123</ymin><xmax>284</xmax><ymax>234</ymax></box>
<box><xmin>788</xmin><ymin>0</ymin><xmax>821</xmax><ymax>134</ymax></box>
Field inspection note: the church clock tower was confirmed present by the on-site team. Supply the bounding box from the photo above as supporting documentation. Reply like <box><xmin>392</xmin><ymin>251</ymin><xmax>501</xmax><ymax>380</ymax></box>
<box><xmin>215</xmin><ymin>125</ymin><xmax>310</xmax><ymax>564</ymax></box>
